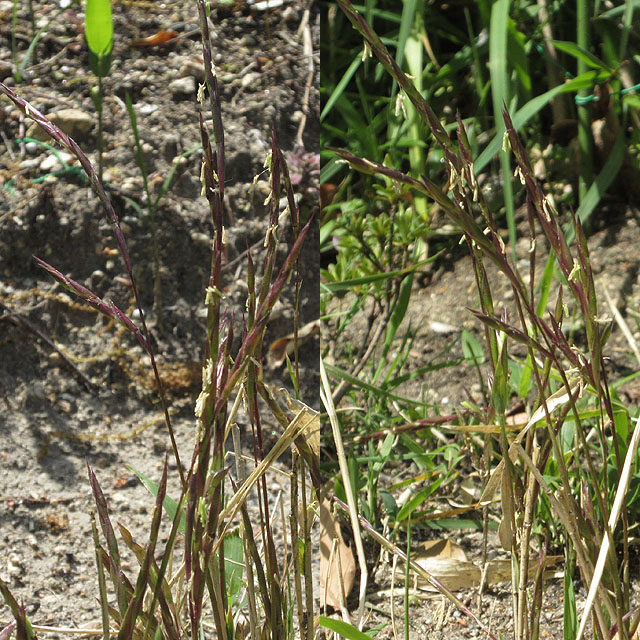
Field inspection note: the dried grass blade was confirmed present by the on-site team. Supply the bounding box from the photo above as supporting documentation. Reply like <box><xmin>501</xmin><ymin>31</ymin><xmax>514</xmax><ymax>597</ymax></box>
<box><xmin>575</xmin><ymin>415</ymin><xmax>640</xmax><ymax>640</ymax></box>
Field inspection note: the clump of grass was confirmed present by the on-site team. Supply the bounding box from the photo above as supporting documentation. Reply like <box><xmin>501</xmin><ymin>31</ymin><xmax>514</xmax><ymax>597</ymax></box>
<box><xmin>0</xmin><ymin>0</ymin><xmax>318</xmax><ymax>637</ymax></box>
<box><xmin>323</xmin><ymin>1</ymin><xmax>640</xmax><ymax>638</ymax></box>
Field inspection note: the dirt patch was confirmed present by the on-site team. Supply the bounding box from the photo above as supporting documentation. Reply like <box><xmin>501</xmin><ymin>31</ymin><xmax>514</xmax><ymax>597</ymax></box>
<box><xmin>0</xmin><ymin>0</ymin><xmax>319</xmax><ymax>631</ymax></box>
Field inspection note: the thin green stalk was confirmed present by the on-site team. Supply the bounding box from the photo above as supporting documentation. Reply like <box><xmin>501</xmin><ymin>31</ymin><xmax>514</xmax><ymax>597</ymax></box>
<box><xmin>403</xmin><ymin>512</ymin><xmax>411</xmax><ymax>640</ymax></box>
<box><xmin>11</xmin><ymin>0</ymin><xmax>20</xmax><ymax>83</ymax></box>
<box><xmin>489</xmin><ymin>0</ymin><xmax>516</xmax><ymax>259</ymax></box>
<box><xmin>577</xmin><ymin>0</ymin><xmax>593</xmax><ymax>206</ymax></box>
<box><xmin>97</xmin><ymin>76</ymin><xmax>104</xmax><ymax>182</ymax></box>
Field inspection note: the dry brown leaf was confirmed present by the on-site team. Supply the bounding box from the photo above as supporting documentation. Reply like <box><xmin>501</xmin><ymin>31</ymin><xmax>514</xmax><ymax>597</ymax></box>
<box><xmin>267</xmin><ymin>319</ymin><xmax>319</xmax><ymax>369</ymax></box>
<box><xmin>130</xmin><ymin>29</ymin><xmax>178</xmax><ymax>47</ymax></box>
<box><xmin>458</xmin><ymin>475</ymin><xmax>480</xmax><ymax>506</ymax></box>
<box><xmin>498</xmin><ymin>460</ymin><xmax>515</xmax><ymax>552</ymax></box>
<box><xmin>415</xmin><ymin>538</ymin><xmax>468</xmax><ymax>562</ymax></box>
<box><xmin>320</xmin><ymin>495</ymin><xmax>355</xmax><ymax>610</ymax></box>
<box><xmin>402</xmin><ymin>540</ymin><xmax>561</xmax><ymax>592</ymax></box>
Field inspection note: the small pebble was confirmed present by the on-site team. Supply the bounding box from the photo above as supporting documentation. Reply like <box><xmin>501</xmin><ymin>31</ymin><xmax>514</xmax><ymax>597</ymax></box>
<box><xmin>241</xmin><ymin>72</ymin><xmax>260</xmax><ymax>88</ymax></box>
<box><xmin>40</xmin><ymin>154</ymin><xmax>62</xmax><ymax>172</ymax></box>
<box><xmin>137</xmin><ymin>103</ymin><xmax>159</xmax><ymax>116</ymax></box>
<box><xmin>19</xmin><ymin>158</ymin><xmax>40</xmax><ymax>170</ymax></box>
<box><xmin>191</xmin><ymin>232</ymin><xmax>210</xmax><ymax>248</ymax></box>
<box><xmin>169</xmin><ymin>76</ymin><xmax>196</xmax><ymax>96</ymax></box>
<box><xmin>131</xmin><ymin>308</ymin><xmax>145</xmax><ymax>320</ymax></box>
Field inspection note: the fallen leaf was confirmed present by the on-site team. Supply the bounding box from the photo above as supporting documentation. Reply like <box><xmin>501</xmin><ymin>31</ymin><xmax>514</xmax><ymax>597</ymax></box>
<box><xmin>415</xmin><ymin>538</ymin><xmax>468</xmax><ymax>561</ymax></box>
<box><xmin>320</xmin><ymin>495</ymin><xmax>355</xmax><ymax>610</ymax></box>
<box><xmin>267</xmin><ymin>319</ymin><xmax>319</xmax><ymax>369</ymax></box>
<box><xmin>130</xmin><ymin>29</ymin><xmax>178</xmax><ymax>48</ymax></box>
<box><xmin>46</xmin><ymin>512</ymin><xmax>70</xmax><ymax>531</ymax></box>
<box><xmin>401</xmin><ymin>539</ymin><xmax>561</xmax><ymax>592</ymax></box>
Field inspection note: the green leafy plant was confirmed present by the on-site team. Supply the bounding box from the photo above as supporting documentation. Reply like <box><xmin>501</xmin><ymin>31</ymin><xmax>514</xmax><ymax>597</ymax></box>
<box><xmin>11</xmin><ymin>0</ymin><xmax>72</xmax><ymax>84</ymax></box>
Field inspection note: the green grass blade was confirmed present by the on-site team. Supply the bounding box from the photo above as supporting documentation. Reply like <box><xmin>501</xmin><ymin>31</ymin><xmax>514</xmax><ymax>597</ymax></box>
<box><xmin>153</xmin><ymin>143</ymin><xmax>202</xmax><ymax>207</ymax></box>
<box><xmin>551</xmin><ymin>40</ymin><xmax>613</xmax><ymax>73</ymax></box>
<box><xmin>17</xmin><ymin>8</ymin><xmax>65</xmax><ymax>78</ymax></box>
<box><xmin>321</xmin><ymin>54</ymin><xmax>362</xmax><ymax>121</ymax></box>
<box><xmin>323</xmin><ymin>255</ymin><xmax>438</xmax><ymax>292</ymax></box>
<box><xmin>0</xmin><ymin>578</ymin><xmax>37</xmax><ymax>640</ymax></box>
<box><xmin>319</xmin><ymin>616</ymin><xmax>375</xmax><ymax>639</ymax></box>
<box><xmin>87</xmin><ymin>463</ymin><xmax>127</xmax><ymax>614</ymax></box>
<box><xmin>91</xmin><ymin>515</ymin><xmax>111</xmax><ymax>640</ymax></box>
<box><xmin>563</xmin><ymin>559</ymin><xmax>577</xmax><ymax>640</ymax></box>
<box><xmin>325</xmin><ymin>361</ymin><xmax>427</xmax><ymax>407</ymax></box>
<box><xmin>382</xmin><ymin>271</ymin><xmax>413</xmax><ymax>356</ymax></box>
<box><xmin>489</xmin><ymin>0</ymin><xmax>515</xmax><ymax>255</ymax></box>
<box><xmin>474</xmin><ymin>70</ymin><xmax>609</xmax><ymax>173</ymax></box>
<box><xmin>126</xmin><ymin>464</ymin><xmax>186</xmax><ymax>535</ymax></box>
<box><xmin>124</xmin><ymin>93</ymin><xmax>151</xmax><ymax>208</ymax></box>
<box><xmin>565</xmin><ymin>129</ymin><xmax>626</xmax><ymax>243</ymax></box>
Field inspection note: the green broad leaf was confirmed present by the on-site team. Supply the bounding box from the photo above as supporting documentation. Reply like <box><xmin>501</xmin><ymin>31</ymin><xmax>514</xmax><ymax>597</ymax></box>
<box><xmin>85</xmin><ymin>0</ymin><xmax>113</xmax><ymax>77</ymax></box>
<box><xmin>126</xmin><ymin>465</ymin><xmax>186</xmax><ymax>535</ymax></box>
<box><xmin>491</xmin><ymin>336</ymin><xmax>509</xmax><ymax>415</ymax></box>
<box><xmin>379</xmin><ymin>488</ymin><xmax>398</xmax><ymax>518</ymax></box>
<box><xmin>461</xmin><ymin>329</ymin><xmax>485</xmax><ymax>366</ymax></box>
<box><xmin>223</xmin><ymin>529</ymin><xmax>244</xmax><ymax>604</ymax></box>
<box><xmin>319</xmin><ymin>616</ymin><xmax>378</xmax><ymax>639</ymax></box>
<box><xmin>85</xmin><ymin>0</ymin><xmax>113</xmax><ymax>55</ymax></box>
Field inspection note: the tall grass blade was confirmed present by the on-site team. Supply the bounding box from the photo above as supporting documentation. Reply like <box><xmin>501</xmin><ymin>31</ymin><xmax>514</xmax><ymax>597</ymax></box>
<box><xmin>488</xmin><ymin>0</ymin><xmax>515</xmax><ymax>256</ymax></box>
<box><xmin>567</xmin><ymin>130</ymin><xmax>626</xmax><ymax>243</ymax></box>
<box><xmin>91</xmin><ymin>515</ymin><xmax>111</xmax><ymax>640</ymax></box>
<box><xmin>126</xmin><ymin>465</ymin><xmax>186</xmax><ymax>535</ymax></box>
<box><xmin>563</xmin><ymin>559</ymin><xmax>577</xmax><ymax>640</ymax></box>
<box><xmin>321</xmin><ymin>54</ymin><xmax>362</xmax><ymax>121</ymax></box>
<box><xmin>575</xmin><ymin>415</ymin><xmax>640</xmax><ymax>640</ymax></box>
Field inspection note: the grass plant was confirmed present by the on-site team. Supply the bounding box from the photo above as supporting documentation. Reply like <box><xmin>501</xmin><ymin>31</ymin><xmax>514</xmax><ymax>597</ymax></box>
<box><xmin>0</xmin><ymin>0</ymin><xmax>318</xmax><ymax>638</ymax></box>
<box><xmin>322</xmin><ymin>1</ymin><xmax>640</xmax><ymax>637</ymax></box>
<box><xmin>10</xmin><ymin>0</ymin><xmax>71</xmax><ymax>84</ymax></box>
